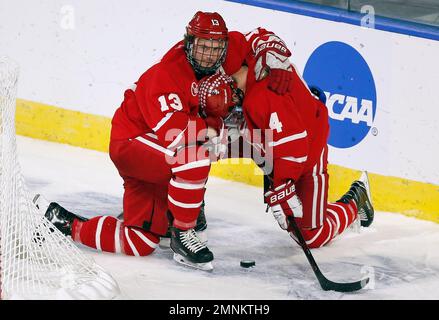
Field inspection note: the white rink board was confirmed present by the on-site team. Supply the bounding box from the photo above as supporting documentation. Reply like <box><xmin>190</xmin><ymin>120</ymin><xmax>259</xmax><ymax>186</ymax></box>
<box><xmin>1</xmin><ymin>0</ymin><xmax>438</xmax><ymax>185</ymax></box>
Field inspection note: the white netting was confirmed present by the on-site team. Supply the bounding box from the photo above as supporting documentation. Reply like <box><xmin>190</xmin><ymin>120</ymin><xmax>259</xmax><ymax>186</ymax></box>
<box><xmin>0</xmin><ymin>56</ymin><xmax>120</xmax><ymax>299</ymax></box>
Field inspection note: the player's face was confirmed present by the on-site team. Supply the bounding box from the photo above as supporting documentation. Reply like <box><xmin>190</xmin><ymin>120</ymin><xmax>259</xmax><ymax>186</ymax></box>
<box><xmin>192</xmin><ymin>37</ymin><xmax>227</xmax><ymax>69</ymax></box>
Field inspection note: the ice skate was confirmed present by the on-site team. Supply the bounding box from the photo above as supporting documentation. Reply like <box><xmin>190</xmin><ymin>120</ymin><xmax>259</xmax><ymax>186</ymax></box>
<box><xmin>33</xmin><ymin>194</ymin><xmax>87</xmax><ymax>236</ymax></box>
<box><xmin>159</xmin><ymin>203</ymin><xmax>208</xmax><ymax>249</ymax></box>
<box><xmin>337</xmin><ymin>171</ymin><xmax>374</xmax><ymax>228</ymax></box>
<box><xmin>170</xmin><ymin>226</ymin><xmax>213</xmax><ymax>271</ymax></box>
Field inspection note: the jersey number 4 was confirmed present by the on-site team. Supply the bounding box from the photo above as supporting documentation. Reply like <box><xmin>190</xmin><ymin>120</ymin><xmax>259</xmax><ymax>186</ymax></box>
<box><xmin>158</xmin><ymin>94</ymin><xmax>183</xmax><ymax>112</ymax></box>
<box><xmin>269</xmin><ymin>112</ymin><xmax>283</xmax><ymax>133</ymax></box>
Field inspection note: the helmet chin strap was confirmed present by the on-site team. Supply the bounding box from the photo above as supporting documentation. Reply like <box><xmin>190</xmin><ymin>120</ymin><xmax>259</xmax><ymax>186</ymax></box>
<box><xmin>194</xmin><ymin>67</ymin><xmax>216</xmax><ymax>80</ymax></box>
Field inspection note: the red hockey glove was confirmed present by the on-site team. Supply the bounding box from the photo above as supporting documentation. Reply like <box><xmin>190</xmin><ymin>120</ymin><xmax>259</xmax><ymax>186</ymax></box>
<box><xmin>253</xmin><ymin>33</ymin><xmax>293</xmax><ymax>95</ymax></box>
<box><xmin>267</xmin><ymin>68</ymin><xmax>294</xmax><ymax>95</ymax></box>
<box><xmin>264</xmin><ymin>180</ymin><xmax>303</xmax><ymax>230</ymax></box>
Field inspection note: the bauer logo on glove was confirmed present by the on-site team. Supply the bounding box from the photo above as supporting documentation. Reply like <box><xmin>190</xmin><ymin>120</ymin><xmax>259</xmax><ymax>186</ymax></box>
<box><xmin>267</xmin><ymin>182</ymin><xmax>296</xmax><ymax>205</ymax></box>
<box><xmin>254</xmin><ymin>40</ymin><xmax>290</xmax><ymax>58</ymax></box>
<box><xmin>250</xmin><ymin>30</ymin><xmax>294</xmax><ymax>95</ymax></box>
<box><xmin>264</xmin><ymin>180</ymin><xmax>303</xmax><ymax>230</ymax></box>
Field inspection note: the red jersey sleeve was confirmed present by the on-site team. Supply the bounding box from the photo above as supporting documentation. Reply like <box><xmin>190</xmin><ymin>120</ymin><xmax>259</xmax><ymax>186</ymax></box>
<box><xmin>222</xmin><ymin>31</ymin><xmax>252</xmax><ymax>75</ymax></box>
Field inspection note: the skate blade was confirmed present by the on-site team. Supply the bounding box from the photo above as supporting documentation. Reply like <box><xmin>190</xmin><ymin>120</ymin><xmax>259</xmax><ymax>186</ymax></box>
<box><xmin>173</xmin><ymin>253</ymin><xmax>213</xmax><ymax>272</ymax></box>
<box><xmin>359</xmin><ymin>171</ymin><xmax>372</xmax><ymax>205</ymax></box>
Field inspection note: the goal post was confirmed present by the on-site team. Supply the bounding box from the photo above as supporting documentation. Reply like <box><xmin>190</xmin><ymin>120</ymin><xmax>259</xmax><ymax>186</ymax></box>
<box><xmin>0</xmin><ymin>56</ymin><xmax>120</xmax><ymax>299</ymax></box>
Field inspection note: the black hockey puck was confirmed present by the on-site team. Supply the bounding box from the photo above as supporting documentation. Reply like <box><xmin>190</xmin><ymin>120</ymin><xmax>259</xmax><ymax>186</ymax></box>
<box><xmin>240</xmin><ymin>260</ymin><xmax>255</xmax><ymax>268</ymax></box>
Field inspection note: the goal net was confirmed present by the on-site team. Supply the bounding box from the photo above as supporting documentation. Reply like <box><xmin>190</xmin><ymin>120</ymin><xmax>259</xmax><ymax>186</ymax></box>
<box><xmin>0</xmin><ymin>56</ymin><xmax>120</xmax><ymax>299</ymax></box>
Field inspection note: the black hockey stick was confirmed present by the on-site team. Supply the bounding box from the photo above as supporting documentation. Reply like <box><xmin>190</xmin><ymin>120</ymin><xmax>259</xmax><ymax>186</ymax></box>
<box><xmin>287</xmin><ymin>215</ymin><xmax>369</xmax><ymax>292</ymax></box>
<box><xmin>263</xmin><ymin>172</ymin><xmax>369</xmax><ymax>292</ymax></box>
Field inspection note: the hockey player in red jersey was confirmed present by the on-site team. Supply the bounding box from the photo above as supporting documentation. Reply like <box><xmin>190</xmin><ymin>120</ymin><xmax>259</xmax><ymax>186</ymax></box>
<box><xmin>33</xmin><ymin>11</ymin><xmax>296</xmax><ymax>271</ymax></box>
<box><xmin>197</xmin><ymin>63</ymin><xmax>374</xmax><ymax>250</ymax></box>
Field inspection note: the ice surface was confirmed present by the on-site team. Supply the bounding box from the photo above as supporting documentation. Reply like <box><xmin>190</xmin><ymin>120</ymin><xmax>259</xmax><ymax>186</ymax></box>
<box><xmin>16</xmin><ymin>136</ymin><xmax>439</xmax><ymax>300</ymax></box>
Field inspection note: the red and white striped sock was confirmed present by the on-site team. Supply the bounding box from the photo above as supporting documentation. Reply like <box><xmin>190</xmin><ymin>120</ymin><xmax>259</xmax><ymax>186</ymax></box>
<box><xmin>168</xmin><ymin>145</ymin><xmax>210</xmax><ymax>230</ymax></box>
<box><xmin>291</xmin><ymin>216</ymin><xmax>337</xmax><ymax>248</ymax></box>
<box><xmin>290</xmin><ymin>200</ymin><xmax>357</xmax><ymax>248</ymax></box>
<box><xmin>327</xmin><ymin>200</ymin><xmax>357</xmax><ymax>235</ymax></box>
<box><xmin>71</xmin><ymin>216</ymin><xmax>159</xmax><ymax>256</ymax></box>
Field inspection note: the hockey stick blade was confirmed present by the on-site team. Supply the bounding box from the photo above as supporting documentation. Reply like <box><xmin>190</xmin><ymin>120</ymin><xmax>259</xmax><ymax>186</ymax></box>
<box><xmin>315</xmin><ymin>265</ymin><xmax>369</xmax><ymax>292</ymax></box>
<box><xmin>288</xmin><ymin>216</ymin><xmax>369</xmax><ymax>293</ymax></box>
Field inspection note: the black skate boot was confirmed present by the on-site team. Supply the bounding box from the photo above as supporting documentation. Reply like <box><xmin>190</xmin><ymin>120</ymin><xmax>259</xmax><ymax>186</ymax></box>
<box><xmin>33</xmin><ymin>194</ymin><xmax>88</xmax><ymax>236</ymax></box>
<box><xmin>337</xmin><ymin>172</ymin><xmax>374</xmax><ymax>227</ymax></box>
<box><xmin>170</xmin><ymin>226</ymin><xmax>214</xmax><ymax>271</ymax></box>
<box><xmin>159</xmin><ymin>201</ymin><xmax>208</xmax><ymax>249</ymax></box>
<box><xmin>194</xmin><ymin>203</ymin><xmax>208</xmax><ymax>241</ymax></box>
<box><xmin>196</xmin><ymin>202</ymin><xmax>207</xmax><ymax>231</ymax></box>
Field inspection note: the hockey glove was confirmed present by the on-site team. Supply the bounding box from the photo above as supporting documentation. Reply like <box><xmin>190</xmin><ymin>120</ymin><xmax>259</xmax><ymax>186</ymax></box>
<box><xmin>253</xmin><ymin>33</ymin><xmax>293</xmax><ymax>95</ymax></box>
<box><xmin>264</xmin><ymin>180</ymin><xmax>303</xmax><ymax>230</ymax></box>
<box><xmin>267</xmin><ymin>68</ymin><xmax>294</xmax><ymax>96</ymax></box>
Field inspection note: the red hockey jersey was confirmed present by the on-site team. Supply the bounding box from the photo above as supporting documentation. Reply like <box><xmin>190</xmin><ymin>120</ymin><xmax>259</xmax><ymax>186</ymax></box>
<box><xmin>110</xmin><ymin>31</ymin><xmax>251</xmax><ymax>150</ymax></box>
<box><xmin>242</xmin><ymin>59</ymin><xmax>330</xmax><ymax>186</ymax></box>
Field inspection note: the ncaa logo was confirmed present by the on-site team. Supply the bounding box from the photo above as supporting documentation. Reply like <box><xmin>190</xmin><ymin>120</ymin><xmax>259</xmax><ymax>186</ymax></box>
<box><xmin>303</xmin><ymin>41</ymin><xmax>377</xmax><ymax>148</ymax></box>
